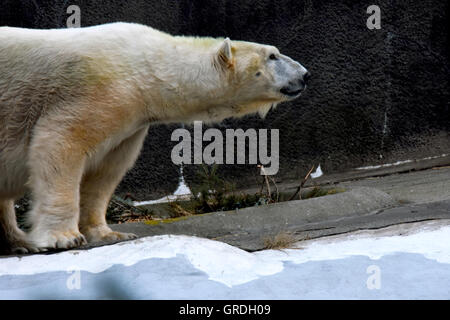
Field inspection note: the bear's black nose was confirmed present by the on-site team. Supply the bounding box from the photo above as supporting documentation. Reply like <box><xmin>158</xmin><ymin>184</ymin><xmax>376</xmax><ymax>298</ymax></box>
<box><xmin>303</xmin><ymin>72</ymin><xmax>311</xmax><ymax>85</ymax></box>
<box><xmin>281</xmin><ymin>72</ymin><xmax>310</xmax><ymax>97</ymax></box>
<box><xmin>296</xmin><ymin>72</ymin><xmax>310</xmax><ymax>88</ymax></box>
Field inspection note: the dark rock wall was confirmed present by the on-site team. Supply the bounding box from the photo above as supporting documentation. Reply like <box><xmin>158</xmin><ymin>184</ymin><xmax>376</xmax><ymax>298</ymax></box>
<box><xmin>1</xmin><ymin>0</ymin><xmax>449</xmax><ymax>199</ymax></box>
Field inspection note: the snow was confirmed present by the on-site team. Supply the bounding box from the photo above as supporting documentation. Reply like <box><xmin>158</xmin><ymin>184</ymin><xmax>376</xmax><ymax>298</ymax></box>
<box><xmin>256</xmin><ymin>221</ymin><xmax>450</xmax><ymax>265</ymax></box>
<box><xmin>133</xmin><ymin>166</ymin><xmax>192</xmax><ymax>206</ymax></box>
<box><xmin>0</xmin><ymin>235</ymin><xmax>283</xmax><ymax>287</ymax></box>
<box><xmin>172</xmin><ymin>176</ymin><xmax>191</xmax><ymax>196</ymax></box>
<box><xmin>311</xmin><ymin>164</ymin><xmax>323</xmax><ymax>178</ymax></box>
<box><xmin>1</xmin><ymin>220</ymin><xmax>449</xmax><ymax>288</ymax></box>
<box><xmin>356</xmin><ymin>154</ymin><xmax>448</xmax><ymax>170</ymax></box>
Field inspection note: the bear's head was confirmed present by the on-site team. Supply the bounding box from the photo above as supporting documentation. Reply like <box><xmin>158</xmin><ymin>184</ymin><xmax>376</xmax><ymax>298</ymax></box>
<box><xmin>214</xmin><ymin>38</ymin><xmax>310</xmax><ymax>118</ymax></box>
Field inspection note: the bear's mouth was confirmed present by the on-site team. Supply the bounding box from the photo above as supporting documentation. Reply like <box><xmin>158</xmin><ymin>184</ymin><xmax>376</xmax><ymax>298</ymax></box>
<box><xmin>280</xmin><ymin>87</ymin><xmax>303</xmax><ymax>97</ymax></box>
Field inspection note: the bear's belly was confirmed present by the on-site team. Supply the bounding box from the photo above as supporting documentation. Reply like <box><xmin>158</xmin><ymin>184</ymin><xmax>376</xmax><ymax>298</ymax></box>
<box><xmin>83</xmin><ymin>122</ymin><xmax>148</xmax><ymax>175</ymax></box>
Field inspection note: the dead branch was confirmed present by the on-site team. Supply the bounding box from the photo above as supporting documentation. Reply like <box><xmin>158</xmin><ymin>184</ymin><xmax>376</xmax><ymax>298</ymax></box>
<box><xmin>289</xmin><ymin>165</ymin><xmax>315</xmax><ymax>201</ymax></box>
<box><xmin>264</xmin><ymin>174</ymin><xmax>271</xmax><ymax>200</ymax></box>
<box><xmin>268</xmin><ymin>176</ymin><xmax>279</xmax><ymax>202</ymax></box>
<box><xmin>258</xmin><ymin>165</ymin><xmax>280</xmax><ymax>202</ymax></box>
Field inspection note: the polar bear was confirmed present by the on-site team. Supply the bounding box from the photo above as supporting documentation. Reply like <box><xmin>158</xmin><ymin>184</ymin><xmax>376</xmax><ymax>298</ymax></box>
<box><xmin>0</xmin><ymin>22</ymin><xmax>309</xmax><ymax>253</ymax></box>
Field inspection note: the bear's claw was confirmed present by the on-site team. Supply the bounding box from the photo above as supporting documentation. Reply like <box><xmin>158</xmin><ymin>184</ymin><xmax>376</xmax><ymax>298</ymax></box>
<box><xmin>29</xmin><ymin>229</ymin><xmax>87</xmax><ymax>251</ymax></box>
<box><xmin>81</xmin><ymin>225</ymin><xmax>137</xmax><ymax>244</ymax></box>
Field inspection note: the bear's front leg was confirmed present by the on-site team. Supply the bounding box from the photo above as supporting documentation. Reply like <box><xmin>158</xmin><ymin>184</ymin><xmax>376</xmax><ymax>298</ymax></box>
<box><xmin>26</xmin><ymin>127</ymin><xmax>88</xmax><ymax>250</ymax></box>
<box><xmin>79</xmin><ymin>126</ymin><xmax>149</xmax><ymax>244</ymax></box>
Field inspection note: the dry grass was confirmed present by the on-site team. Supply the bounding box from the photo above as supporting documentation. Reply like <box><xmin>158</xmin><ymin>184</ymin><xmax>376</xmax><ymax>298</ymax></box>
<box><xmin>168</xmin><ymin>202</ymin><xmax>194</xmax><ymax>217</ymax></box>
<box><xmin>263</xmin><ymin>231</ymin><xmax>299</xmax><ymax>250</ymax></box>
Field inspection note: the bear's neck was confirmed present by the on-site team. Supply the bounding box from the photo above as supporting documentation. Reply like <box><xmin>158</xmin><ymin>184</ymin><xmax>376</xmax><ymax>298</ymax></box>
<box><xmin>137</xmin><ymin>36</ymin><xmax>238</xmax><ymax>123</ymax></box>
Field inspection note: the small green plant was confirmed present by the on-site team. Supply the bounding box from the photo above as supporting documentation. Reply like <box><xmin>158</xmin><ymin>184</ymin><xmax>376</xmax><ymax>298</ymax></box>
<box><xmin>172</xmin><ymin>164</ymin><xmax>269</xmax><ymax>215</ymax></box>
<box><xmin>190</xmin><ymin>164</ymin><xmax>234</xmax><ymax>213</ymax></box>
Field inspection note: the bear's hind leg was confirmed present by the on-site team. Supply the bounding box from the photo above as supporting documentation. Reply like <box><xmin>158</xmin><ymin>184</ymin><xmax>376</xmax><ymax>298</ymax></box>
<box><xmin>0</xmin><ymin>199</ymin><xmax>37</xmax><ymax>254</ymax></box>
<box><xmin>79</xmin><ymin>126</ymin><xmax>149</xmax><ymax>244</ymax></box>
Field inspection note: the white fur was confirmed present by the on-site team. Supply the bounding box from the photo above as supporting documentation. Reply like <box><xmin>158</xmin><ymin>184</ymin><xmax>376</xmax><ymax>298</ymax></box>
<box><xmin>0</xmin><ymin>22</ymin><xmax>307</xmax><ymax>252</ymax></box>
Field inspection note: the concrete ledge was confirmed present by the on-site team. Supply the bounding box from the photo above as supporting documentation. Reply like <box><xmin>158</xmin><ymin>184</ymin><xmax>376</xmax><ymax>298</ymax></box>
<box><xmin>305</xmin><ymin>154</ymin><xmax>450</xmax><ymax>187</ymax></box>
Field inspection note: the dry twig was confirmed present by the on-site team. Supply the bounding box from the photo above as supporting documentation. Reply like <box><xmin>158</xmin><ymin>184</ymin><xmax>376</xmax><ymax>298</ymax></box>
<box><xmin>258</xmin><ymin>165</ymin><xmax>279</xmax><ymax>202</ymax></box>
<box><xmin>289</xmin><ymin>165</ymin><xmax>315</xmax><ymax>201</ymax></box>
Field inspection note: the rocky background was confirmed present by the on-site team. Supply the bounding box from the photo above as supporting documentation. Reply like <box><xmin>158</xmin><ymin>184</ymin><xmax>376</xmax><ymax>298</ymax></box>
<box><xmin>1</xmin><ymin>0</ymin><xmax>449</xmax><ymax>200</ymax></box>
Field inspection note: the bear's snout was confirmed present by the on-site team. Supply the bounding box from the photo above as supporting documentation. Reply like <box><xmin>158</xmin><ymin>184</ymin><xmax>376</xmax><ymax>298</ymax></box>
<box><xmin>280</xmin><ymin>71</ymin><xmax>310</xmax><ymax>97</ymax></box>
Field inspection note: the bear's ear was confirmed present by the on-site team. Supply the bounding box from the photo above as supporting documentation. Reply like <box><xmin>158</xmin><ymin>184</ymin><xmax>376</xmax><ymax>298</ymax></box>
<box><xmin>217</xmin><ymin>37</ymin><xmax>234</xmax><ymax>68</ymax></box>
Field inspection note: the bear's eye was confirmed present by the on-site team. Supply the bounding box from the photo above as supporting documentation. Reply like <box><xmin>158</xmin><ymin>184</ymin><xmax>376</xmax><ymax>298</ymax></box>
<box><xmin>255</xmin><ymin>71</ymin><xmax>261</xmax><ymax>77</ymax></box>
<box><xmin>269</xmin><ymin>54</ymin><xmax>278</xmax><ymax>60</ymax></box>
